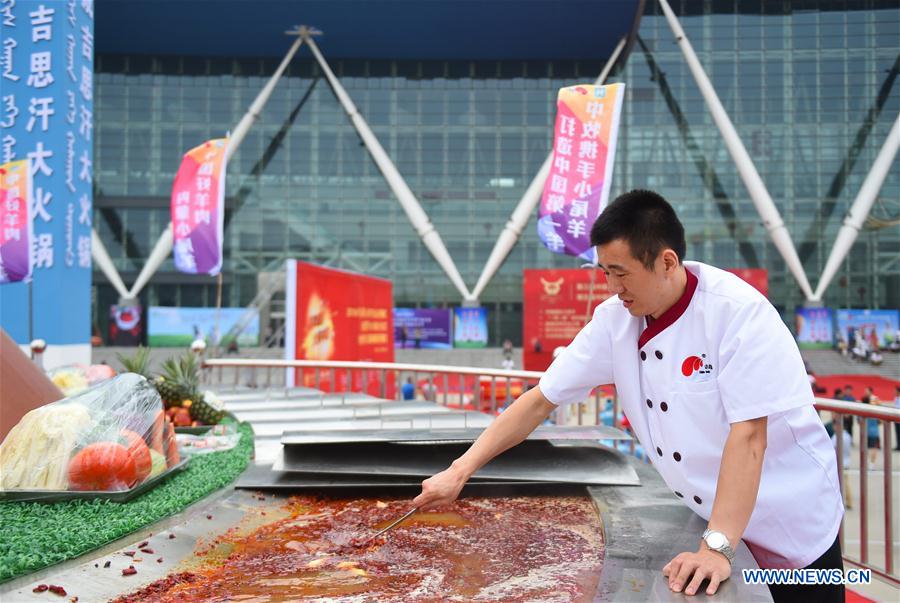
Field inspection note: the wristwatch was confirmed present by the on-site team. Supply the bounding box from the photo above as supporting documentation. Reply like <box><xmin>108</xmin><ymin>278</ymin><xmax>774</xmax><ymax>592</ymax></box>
<box><xmin>701</xmin><ymin>529</ymin><xmax>735</xmax><ymax>565</ymax></box>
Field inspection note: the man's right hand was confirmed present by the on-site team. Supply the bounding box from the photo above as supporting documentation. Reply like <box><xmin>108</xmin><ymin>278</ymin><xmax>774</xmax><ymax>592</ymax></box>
<box><xmin>411</xmin><ymin>386</ymin><xmax>557</xmax><ymax>512</ymax></box>
<box><xmin>412</xmin><ymin>462</ymin><xmax>469</xmax><ymax>510</ymax></box>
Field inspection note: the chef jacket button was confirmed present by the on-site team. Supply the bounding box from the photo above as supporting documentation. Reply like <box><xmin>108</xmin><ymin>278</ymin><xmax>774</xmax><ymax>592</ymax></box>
<box><xmin>693</xmin><ymin>495</ymin><xmax>702</xmax><ymax>505</ymax></box>
<box><xmin>660</xmin><ymin>402</ymin><xmax>668</xmax><ymax>412</ymax></box>
<box><xmin>640</xmin><ymin>351</ymin><xmax>647</xmax><ymax>361</ymax></box>
<box><xmin>656</xmin><ymin>446</ymin><xmax>663</xmax><ymax>456</ymax></box>
<box><xmin>674</xmin><ymin>491</ymin><xmax>684</xmax><ymax>498</ymax></box>
<box><xmin>655</xmin><ymin>350</ymin><xmax>663</xmax><ymax>360</ymax></box>
<box><xmin>673</xmin><ymin>452</ymin><xmax>682</xmax><ymax>462</ymax></box>
<box><xmin>646</xmin><ymin>398</ymin><xmax>653</xmax><ymax>408</ymax></box>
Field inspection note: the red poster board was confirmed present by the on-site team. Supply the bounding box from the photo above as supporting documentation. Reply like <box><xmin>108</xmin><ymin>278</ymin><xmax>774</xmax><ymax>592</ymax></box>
<box><xmin>523</xmin><ymin>269</ymin><xmax>612</xmax><ymax>372</ymax></box>
<box><xmin>285</xmin><ymin>261</ymin><xmax>394</xmax><ymax>397</ymax></box>
<box><xmin>726</xmin><ymin>268</ymin><xmax>768</xmax><ymax>297</ymax></box>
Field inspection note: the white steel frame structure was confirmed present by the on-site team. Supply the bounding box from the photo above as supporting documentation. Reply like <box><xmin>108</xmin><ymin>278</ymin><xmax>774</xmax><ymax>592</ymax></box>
<box><xmin>812</xmin><ymin>113</ymin><xmax>900</xmax><ymax>302</ymax></box>
<box><xmin>657</xmin><ymin>0</ymin><xmax>816</xmax><ymax>299</ymax></box>
<box><xmin>95</xmin><ymin>11</ymin><xmax>897</xmax><ymax>312</ymax></box>
<box><xmin>468</xmin><ymin>36</ymin><xmax>628</xmax><ymax>302</ymax></box>
<box><xmin>97</xmin><ymin>27</ymin><xmax>309</xmax><ymax>302</ymax></box>
<box><xmin>301</xmin><ymin>32</ymin><xmax>472</xmax><ymax>301</ymax></box>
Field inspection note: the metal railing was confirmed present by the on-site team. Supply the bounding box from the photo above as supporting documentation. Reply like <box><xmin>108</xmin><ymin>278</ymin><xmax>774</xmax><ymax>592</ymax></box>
<box><xmin>814</xmin><ymin>397</ymin><xmax>900</xmax><ymax>586</ymax></box>
<box><xmin>201</xmin><ymin>357</ymin><xmax>621</xmax><ymax>422</ymax></box>
<box><xmin>200</xmin><ymin>358</ymin><xmax>897</xmax><ymax>585</ymax></box>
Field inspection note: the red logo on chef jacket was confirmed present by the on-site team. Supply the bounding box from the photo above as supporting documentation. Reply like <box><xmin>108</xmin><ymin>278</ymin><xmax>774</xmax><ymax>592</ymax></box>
<box><xmin>681</xmin><ymin>354</ymin><xmax>713</xmax><ymax>378</ymax></box>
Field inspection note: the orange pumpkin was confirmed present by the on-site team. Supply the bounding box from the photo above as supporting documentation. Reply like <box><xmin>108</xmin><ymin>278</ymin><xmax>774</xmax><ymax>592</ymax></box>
<box><xmin>68</xmin><ymin>442</ymin><xmax>137</xmax><ymax>491</ymax></box>
<box><xmin>121</xmin><ymin>429</ymin><xmax>152</xmax><ymax>482</ymax></box>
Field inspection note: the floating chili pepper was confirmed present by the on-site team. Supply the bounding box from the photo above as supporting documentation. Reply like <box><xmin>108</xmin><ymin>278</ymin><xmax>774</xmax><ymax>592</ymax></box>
<box><xmin>123</xmin><ymin>551</ymin><xmax>136</xmax><ymax>557</ymax></box>
<box><xmin>48</xmin><ymin>585</ymin><xmax>67</xmax><ymax>596</ymax></box>
<box><xmin>103</xmin><ymin>561</ymin><xmax>111</xmax><ymax>568</ymax></box>
<box><xmin>122</xmin><ymin>566</ymin><xmax>137</xmax><ymax>576</ymax></box>
<box><xmin>33</xmin><ymin>584</ymin><xmax>49</xmax><ymax>592</ymax></box>
<box><xmin>140</xmin><ymin>548</ymin><xmax>154</xmax><ymax>554</ymax></box>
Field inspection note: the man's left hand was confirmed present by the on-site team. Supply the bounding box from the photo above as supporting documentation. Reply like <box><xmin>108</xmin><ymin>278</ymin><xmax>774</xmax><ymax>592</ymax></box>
<box><xmin>662</xmin><ymin>548</ymin><xmax>731</xmax><ymax>596</ymax></box>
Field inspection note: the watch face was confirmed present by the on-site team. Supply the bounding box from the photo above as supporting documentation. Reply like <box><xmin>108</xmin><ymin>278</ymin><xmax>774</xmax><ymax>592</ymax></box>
<box><xmin>707</xmin><ymin>533</ymin><xmax>726</xmax><ymax>549</ymax></box>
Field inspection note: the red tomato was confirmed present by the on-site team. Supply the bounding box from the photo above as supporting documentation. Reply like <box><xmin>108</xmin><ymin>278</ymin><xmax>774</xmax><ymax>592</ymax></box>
<box><xmin>68</xmin><ymin>442</ymin><xmax>137</xmax><ymax>491</ymax></box>
<box><xmin>121</xmin><ymin>429</ymin><xmax>152</xmax><ymax>482</ymax></box>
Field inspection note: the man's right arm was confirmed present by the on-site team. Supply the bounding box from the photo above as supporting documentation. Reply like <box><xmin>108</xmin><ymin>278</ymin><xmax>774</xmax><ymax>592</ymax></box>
<box><xmin>412</xmin><ymin>385</ymin><xmax>557</xmax><ymax>510</ymax></box>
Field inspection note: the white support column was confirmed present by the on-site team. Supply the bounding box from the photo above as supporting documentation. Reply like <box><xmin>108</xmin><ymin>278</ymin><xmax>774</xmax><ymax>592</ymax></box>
<box><xmin>128</xmin><ymin>223</ymin><xmax>174</xmax><ymax>300</ymax></box>
<box><xmin>302</xmin><ymin>33</ymin><xmax>473</xmax><ymax>301</ymax></box>
<box><xmin>470</xmin><ymin>37</ymin><xmax>627</xmax><ymax>302</ymax></box>
<box><xmin>91</xmin><ymin>229</ymin><xmax>130</xmax><ymax>299</ymax></box>
<box><xmin>125</xmin><ymin>28</ymin><xmax>307</xmax><ymax>300</ymax></box>
<box><xmin>812</xmin><ymin>113</ymin><xmax>900</xmax><ymax>302</ymax></box>
<box><xmin>657</xmin><ymin>0</ymin><xmax>815</xmax><ymax>300</ymax></box>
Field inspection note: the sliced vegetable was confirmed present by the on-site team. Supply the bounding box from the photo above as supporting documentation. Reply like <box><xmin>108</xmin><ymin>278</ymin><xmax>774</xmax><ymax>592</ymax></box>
<box><xmin>121</xmin><ymin>430</ymin><xmax>152</xmax><ymax>483</ymax></box>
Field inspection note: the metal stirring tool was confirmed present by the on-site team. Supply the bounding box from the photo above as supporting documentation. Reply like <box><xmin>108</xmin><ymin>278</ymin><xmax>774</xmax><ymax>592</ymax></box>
<box><xmin>359</xmin><ymin>507</ymin><xmax>418</xmax><ymax>545</ymax></box>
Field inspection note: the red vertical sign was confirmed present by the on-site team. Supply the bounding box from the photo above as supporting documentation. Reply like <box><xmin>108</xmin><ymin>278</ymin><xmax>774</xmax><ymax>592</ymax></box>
<box><xmin>285</xmin><ymin>261</ymin><xmax>395</xmax><ymax>397</ymax></box>
<box><xmin>523</xmin><ymin>269</ymin><xmax>612</xmax><ymax>372</ymax></box>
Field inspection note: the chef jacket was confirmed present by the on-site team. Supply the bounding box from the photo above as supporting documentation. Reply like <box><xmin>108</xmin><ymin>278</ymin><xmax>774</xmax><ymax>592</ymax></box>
<box><xmin>539</xmin><ymin>261</ymin><xmax>843</xmax><ymax>569</ymax></box>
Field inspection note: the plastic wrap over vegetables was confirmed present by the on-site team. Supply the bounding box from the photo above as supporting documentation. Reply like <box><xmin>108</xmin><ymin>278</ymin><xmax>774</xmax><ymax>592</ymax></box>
<box><xmin>48</xmin><ymin>364</ymin><xmax>118</xmax><ymax>396</ymax></box>
<box><xmin>0</xmin><ymin>373</ymin><xmax>179</xmax><ymax>492</ymax></box>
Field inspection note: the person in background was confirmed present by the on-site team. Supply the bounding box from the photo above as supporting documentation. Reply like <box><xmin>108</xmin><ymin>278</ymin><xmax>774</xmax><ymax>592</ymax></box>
<box><xmin>414</xmin><ymin>328</ymin><xmax>422</xmax><ymax>349</ymax></box>
<box><xmin>836</xmin><ymin>334</ymin><xmax>848</xmax><ymax>357</ymax></box>
<box><xmin>889</xmin><ymin>329</ymin><xmax>900</xmax><ymax>352</ymax></box>
<box><xmin>399</xmin><ymin>326</ymin><xmax>408</xmax><ymax>349</ymax></box>
<box><xmin>841</xmin><ymin>385</ymin><xmax>856</xmax><ymax>441</ymax></box>
<box><xmin>421</xmin><ymin>379</ymin><xmax>438</xmax><ymax>403</ymax></box>
<box><xmin>867</xmin><ymin>327</ymin><xmax>879</xmax><ymax>352</ymax></box>
<box><xmin>401</xmin><ymin>377</ymin><xmax>416</xmax><ymax>401</ymax></box>
<box><xmin>860</xmin><ymin>386</ymin><xmax>881</xmax><ymax>470</ymax></box>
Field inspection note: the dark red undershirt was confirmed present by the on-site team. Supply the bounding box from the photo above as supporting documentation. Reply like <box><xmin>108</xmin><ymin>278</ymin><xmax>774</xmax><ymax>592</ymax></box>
<box><xmin>638</xmin><ymin>268</ymin><xmax>698</xmax><ymax>349</ymax></box>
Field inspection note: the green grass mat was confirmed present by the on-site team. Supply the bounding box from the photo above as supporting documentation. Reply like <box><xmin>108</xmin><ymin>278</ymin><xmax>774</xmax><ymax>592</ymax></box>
<box><xmin>0</xmin><ymin>423</ymin><xmax>254</xmax><ymax>583</ymax></box>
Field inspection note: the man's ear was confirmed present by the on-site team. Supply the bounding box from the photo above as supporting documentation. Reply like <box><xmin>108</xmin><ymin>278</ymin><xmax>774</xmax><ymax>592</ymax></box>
<box><xmin>661</xmin><ymin>249</ymin><xmax>680</xmax><ymax>273</ymax></box>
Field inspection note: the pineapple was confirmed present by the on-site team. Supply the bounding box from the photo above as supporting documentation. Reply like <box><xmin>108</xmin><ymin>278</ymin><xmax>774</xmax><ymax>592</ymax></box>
<box><xmin>155</xmin><ymin>353</ymin><xmax>200</xmax><ymax>409</ymax></box>
<box><xmin>190</xmin><ymin>391</ymin><xmax>226</xmax><ymax>425</ymax></box>
<box><xmin>117</xmin><ymin>346</ymin><xmax>152</xmax><ymax>379</ymax></box>
<box><xmin>154</xmin><ymin>374</ymin><xmax>181</xmax><ymax>407</ymax></box>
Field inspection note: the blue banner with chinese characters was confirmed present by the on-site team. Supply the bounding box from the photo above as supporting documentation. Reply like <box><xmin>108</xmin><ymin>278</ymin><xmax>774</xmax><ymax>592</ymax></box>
<box><xmin>0</xmin><ymin>0</ymin><xmax>94</xmax><ymax>356</ymax></box>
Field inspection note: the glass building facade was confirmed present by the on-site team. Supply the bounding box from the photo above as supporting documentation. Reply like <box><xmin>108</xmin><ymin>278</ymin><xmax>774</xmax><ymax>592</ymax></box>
<box><xmin>93</xmin><ymin>0</ymin><xmax>900</xmax><ymax>344</ymax></box>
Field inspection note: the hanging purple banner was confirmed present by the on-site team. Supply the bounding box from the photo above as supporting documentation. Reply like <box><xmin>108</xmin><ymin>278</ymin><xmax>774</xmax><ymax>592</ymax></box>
<box><xmin>0</xmin><ymin>159</ymin><xmax>33</xmax><ymax>283</ymax></box>
<box><xmin>171</xmin><ymin>138</ymin><xmax>227</xmax><ymax>276</ymax></box>
<box><xmin>538</xmin><ymin>83</ymin><xmax>625</xmax><ymax>262</ymax></box>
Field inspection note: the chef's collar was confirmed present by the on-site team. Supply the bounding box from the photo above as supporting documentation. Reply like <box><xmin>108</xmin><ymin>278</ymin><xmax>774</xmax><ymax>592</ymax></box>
<box><xmin>638</xmin><ymin>267</ymin><xmax>698</xmax><ymax>349</ymax></box>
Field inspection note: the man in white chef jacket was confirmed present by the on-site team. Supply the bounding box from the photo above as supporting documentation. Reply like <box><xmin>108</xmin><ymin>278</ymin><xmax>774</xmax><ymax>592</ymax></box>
<box><xmin>415</xmin><ymin>190</ymin><xmax>844</xmax><ymax>602</ymax></box>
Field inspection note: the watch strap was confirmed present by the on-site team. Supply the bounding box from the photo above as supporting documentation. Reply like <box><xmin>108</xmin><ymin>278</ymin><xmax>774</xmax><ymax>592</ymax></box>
<box><xmin>701</xmin><ymin>529</ymin><xmax>735</xmax><ymax>565</ymax></box>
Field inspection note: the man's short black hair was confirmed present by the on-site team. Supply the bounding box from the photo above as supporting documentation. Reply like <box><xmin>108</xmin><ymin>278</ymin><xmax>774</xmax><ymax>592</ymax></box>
<box><xmin>590</xmin><ymin>189</ymin><xmax>686</xmax><ymax>269</ymax></box>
